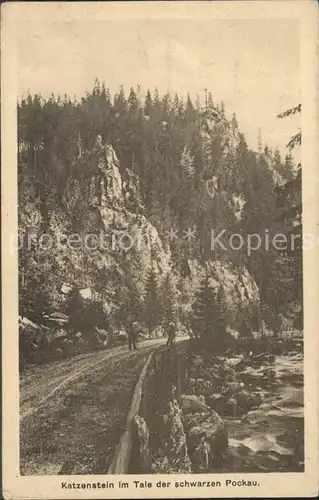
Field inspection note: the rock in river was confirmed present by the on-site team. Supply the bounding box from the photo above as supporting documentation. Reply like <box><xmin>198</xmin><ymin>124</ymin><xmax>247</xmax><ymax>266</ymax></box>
<box><xmin>180</xmin><ymin>395</ymin><xmax>228</xmax><ymax>471</ymax></box>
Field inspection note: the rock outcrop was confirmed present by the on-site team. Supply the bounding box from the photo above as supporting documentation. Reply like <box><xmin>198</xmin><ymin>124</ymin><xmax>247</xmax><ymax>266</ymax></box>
<box><xmin>52</xmin><ymin>141</ymin><xmax>172</xmax><ymax>322</ymax></box>
<box><xmin>151</xmin><ymin>392</ymin><xmax>228</xmax><ymax>473</ymax></box>
<box><xmin>186</xmin><ymin>259</ymin><xmax>259</xmax><ymax>333</ymax></box>
<box><xmin>152</xmin><ymin>399</ymin><xmax>192</xmax><ymax>473</ymax></box>
<box><xmin>134</xmin><ymin>415</ymin><xmax>152</xmax><ymax>473</ymax></box>
<box><xmin>182</xmin><ymin>404</ymin><xmax>228</xmax><ymax>471</ymax></box>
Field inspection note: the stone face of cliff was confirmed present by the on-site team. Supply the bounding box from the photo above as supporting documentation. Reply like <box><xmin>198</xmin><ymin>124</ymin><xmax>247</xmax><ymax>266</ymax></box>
<box><xmin>200</xmin><ymin>110</ymin><xmax>240</xmax><ymax>161</ymax></box>
<box><xmin>58</xmin><ymin>142</ymin><xmax>172</xmax><ymax>314</ymax></box>
<box><xmin>186</xmin><ymin>259</ymin><xmax>259</xmax><ymax>334</ymax></box>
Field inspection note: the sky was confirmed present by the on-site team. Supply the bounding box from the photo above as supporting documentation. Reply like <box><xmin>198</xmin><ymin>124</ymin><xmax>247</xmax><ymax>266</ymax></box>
<box><xmin>15</xmin><ymin>8</ymin><xmax>301</xmax><ymax>156</ymax></box>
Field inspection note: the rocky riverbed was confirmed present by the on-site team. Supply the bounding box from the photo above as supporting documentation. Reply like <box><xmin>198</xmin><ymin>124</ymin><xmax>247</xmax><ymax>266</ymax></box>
<box><xmin>145</xmin><ymin>343</ymin><xmax>303</xmax><ymax>474</ymax></box>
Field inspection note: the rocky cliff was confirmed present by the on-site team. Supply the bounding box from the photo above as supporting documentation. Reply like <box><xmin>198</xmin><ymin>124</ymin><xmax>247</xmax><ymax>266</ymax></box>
<box><xmin>55</xmin><ymin>141</ymin><xmax>172</xmax><ymax>320</ymax></box>
<box><xmin>19</xmin><ymin>137</ymin><xmax>260</xmax><ymax>362</ymax></box>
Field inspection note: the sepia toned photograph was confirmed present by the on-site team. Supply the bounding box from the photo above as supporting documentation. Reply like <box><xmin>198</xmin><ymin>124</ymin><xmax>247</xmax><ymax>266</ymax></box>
<box><xmin>2</xmin><ymin>1</ymin><xmax>318</xmax><ymax>498</ymax></box>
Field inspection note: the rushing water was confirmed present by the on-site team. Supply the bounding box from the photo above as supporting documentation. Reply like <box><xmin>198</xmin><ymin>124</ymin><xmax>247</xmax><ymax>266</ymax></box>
<box><xmin>218</xmin><ymin>351</ymin><xmax>304</xmax><ymax>472</ymax></box>
<box><xmin>145</xmin><ymin>344</ymin><xmax>304</xmax><ymax>474</ymax></box>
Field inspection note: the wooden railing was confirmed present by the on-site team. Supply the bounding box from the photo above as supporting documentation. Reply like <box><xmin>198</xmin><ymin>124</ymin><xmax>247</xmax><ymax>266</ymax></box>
<box><xmin>107</xmin><ymin>349</ymin><xmax>157</xmax><ymax>474</ymax></box>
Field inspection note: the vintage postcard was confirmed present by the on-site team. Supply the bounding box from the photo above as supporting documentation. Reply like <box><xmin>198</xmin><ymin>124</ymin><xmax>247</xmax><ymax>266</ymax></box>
<box><xmin>1</xmin><ymin>1</ymin><xmax>318</xmax><ymax>498</ymax></box>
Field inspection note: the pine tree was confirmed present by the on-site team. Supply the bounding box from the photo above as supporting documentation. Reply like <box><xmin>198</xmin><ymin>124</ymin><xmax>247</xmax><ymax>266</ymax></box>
<box><xmin>277</xmin><ymin>104</ymin><xmax>302</xmax><ymax>328</ymax></box>
<box><xmin>152</xmin><ymin>87</ymin><xmax>161</xmax><ymax>117</ymax></box>
<box><xmin>257</xmin><ymin>128</ymin><xmax>263</xmax><ymax>153</ymax></box>
<box><xmin>283</xmin><ymin>153</ymin><xmax>295</xmax><ymax>179</ymax></box>
<box><xmin>192</xmin><ymin>274</ymin><xmax>227</xmax><ymax>346</ymax></box>
<box><xmin>264</xmin><ymin>144</ymin><xmax>270</xmax><ymax>156</ymax></box>
<box><xmin>172</xmin><ymin>93</ymin><xmax>182</xmax><ymax>118</ymax></box>
<box><xmin>113</xmin><ymin>85</ymin><xmax>127</xmax><ymax>118</ymax></box>
<box><xmin>180</xmin><ymin>145</ymin><xmax>195</xmax><ymax>177</ymax></box>
<box><xmin>220</xmin><ymin>100</ymin><xmax>225</xmax><ymax>116</ymax></box>
<box><xmin>273</xmin><ymin>148</ymin><xmax>281</xmax><ymax>167</ymax></box>
<box><xmin>207</xmin><ymin>92</ymin><xmax>214</xmax><ymax>111</ymax></box>
<box><xmin>126</xmin><ymin>279</ymin><xmax>143</xmax><ymax>325</ymax></box>
<box><xmin>192</xmin><ymin>273</ymin><xmax>214</xmax><ymax>342</ymax></box>
<box><xmin>128</xmin><ymin>86</ymin><xmax>139</xmax><ymax>112</ymax></box>
<box><xmin>213</xmin><ymin>285</ymin><xmax>227</xmax><ymax>339</ymax></box>
<box><xmin>231</xmin><ymin>112</ymin><xmax>238</xmax><ymax>133</ymax></box>
<box><xmin>161</xmin><ymin>273</ymin><xmax>177</xmax><ymax>332</ymax></box>
<box><xmin>162</xmin><ymin>91</ymin><xmax>172</xmax><ymax>121</ymax></box>
<box><xmin>143</xmin><ymin>265</ymin><xmax>160</xmax><ymax>338</ymax></box>
<box><xmin>277</xmin><ymin>104</ymin><xmax>301</xmax><ymax>149</ymax></box>
<box><xmin>185</xmin><ymin>93</ymin><xmax>196</xmax><ymax>123</ymax></box>
<box><xmin>144</xmin><ymin>90</ymin><xmax>152</xmax><ymax>117</ymax></box>
<box><xmin>195</xmin><ymin>95</ymin><xmax>201</xmax><ymax>113</ymax></box>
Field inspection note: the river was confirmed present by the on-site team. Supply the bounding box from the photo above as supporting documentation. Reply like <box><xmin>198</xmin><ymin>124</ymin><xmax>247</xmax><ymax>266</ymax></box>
<box><xmin>217</xmin><ymin>351</ymin><xmax>304</xmax><ymax>472</ymax></box>
<box><xmin>138</xmin><ymin>342</ymin><xmax>304</xmax><ymax>474</ymax></box>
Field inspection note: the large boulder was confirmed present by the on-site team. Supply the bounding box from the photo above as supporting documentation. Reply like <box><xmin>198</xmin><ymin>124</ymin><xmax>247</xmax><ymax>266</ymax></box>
<box><xmin>182</xmin><ymin>407</ymin><xmax>228</xmax><ymax>471</ymax></box>
<box><xmin>179</xmin><ymin>394</ymin><xmax>209</xmax><ymax>414</ymax></box>
<box><xmin>158</xmin><ymin>400</ymin><xmax>192</xmax><ymax>473</ymax></box>
<box><xmin>214</xmin><ymin>389</ymin><xmax>262</xmax><ymax>418</ymax></box>
<box><xmin>178</xmin><ymin>394</ymin><xmax>228</xmax><ymax>471</ymax></box>
<box><xmin>134</xmin><ymin>415</ymin><xmax>152</xmax><ymax>473</ymax></box>
<box><xmin>19</xmin><ymin>316</ymin><xmax>49</xmax><ymax>364</ymax></box>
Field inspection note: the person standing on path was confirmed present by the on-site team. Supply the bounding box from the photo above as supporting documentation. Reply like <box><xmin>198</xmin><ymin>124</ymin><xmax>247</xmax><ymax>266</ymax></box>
<box><xmin>166</xmin><ymin>321</ymin><xmax>176</xmax><ymax>349</ymax></box>
<box><xmin>128</xmin><ymin>321</ymin><xmax>138</xmax><ymax>350</ymax></box>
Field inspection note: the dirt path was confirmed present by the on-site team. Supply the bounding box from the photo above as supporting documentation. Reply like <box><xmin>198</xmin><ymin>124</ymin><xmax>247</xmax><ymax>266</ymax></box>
<box><xmin>20</xmin><ymin>339</ymin><xmax>166</xmax><ymax>475</ymax></box>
